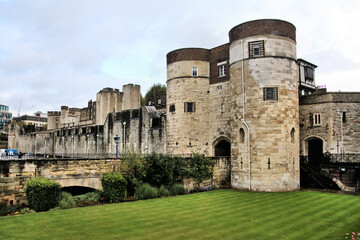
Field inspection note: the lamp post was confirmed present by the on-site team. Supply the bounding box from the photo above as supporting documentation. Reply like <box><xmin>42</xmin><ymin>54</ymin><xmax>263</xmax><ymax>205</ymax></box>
<box><xmin>114</xmin><ymin>134</ymin><xmax>120</xmax><ymax>159</ymax></box>
<box><xmin>35</xmin><ymin>140</ymin><xmax>37</xmax><ymax>158</ymax></box>
<box><xmin>96</xmin><ymin>134</ymin><xmax>99</xmax><ymax>158</ymax></box>
<box><xmin>86</xmin><ymin>134</ymin><xmax>90</xmax><ymax>158</ymax></box>
<box><xmin>61</xmin><ymin>137</ymin><xmax>64</xmax><ymax>159</ymax></box>
<box><xmin>71</xmin><ymin>136</ymin><xmax>74</xmax><ymax>158</ymax></box>
<box><xmin>123</xmin><ymin>121</ymin><xmax>126</xmax><ymax>154</ymax></box>
<box><xmin>44</xmin><ymin>140</ymin><xmax>46</xmax><ymax>158</ymax></box>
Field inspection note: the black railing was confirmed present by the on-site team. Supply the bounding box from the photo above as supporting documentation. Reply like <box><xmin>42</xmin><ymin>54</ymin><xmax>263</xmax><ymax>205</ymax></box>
<box><xmin>327</xmin><ymin>153</ymin><xmax>360</xmax><ymax>164</ymax></box>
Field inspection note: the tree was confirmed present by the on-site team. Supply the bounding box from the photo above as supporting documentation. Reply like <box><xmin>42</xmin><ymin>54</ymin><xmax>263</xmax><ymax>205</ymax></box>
<box><xmin>144</xmin><ymin>83</ymin><xmax>166</xmax><ymax>107</ymax></box>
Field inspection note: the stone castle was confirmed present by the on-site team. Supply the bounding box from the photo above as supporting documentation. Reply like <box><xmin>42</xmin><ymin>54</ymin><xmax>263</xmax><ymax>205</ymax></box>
<box><xmin>8</xmin><ymin>19</ymin><xmax>360</xmax><ymax>192</ymax></box>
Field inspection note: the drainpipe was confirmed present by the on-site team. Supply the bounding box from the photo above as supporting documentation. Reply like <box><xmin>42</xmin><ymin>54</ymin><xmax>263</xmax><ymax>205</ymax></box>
<box><xmin>336</xmin><ymin>109</ymin><xmax>344</xmax><ymax>155</ymax></box>
<box><xmin>241</xmin><ymin>40</ymin><xmax>251</xmax><ymax>190</ymax></box>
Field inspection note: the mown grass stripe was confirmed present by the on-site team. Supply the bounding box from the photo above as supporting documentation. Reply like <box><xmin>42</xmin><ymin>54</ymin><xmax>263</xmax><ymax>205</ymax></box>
<box><xmin>1</xmin><ymin>189</ymin><xmax>359</xmax><ymax>240</ymax></box>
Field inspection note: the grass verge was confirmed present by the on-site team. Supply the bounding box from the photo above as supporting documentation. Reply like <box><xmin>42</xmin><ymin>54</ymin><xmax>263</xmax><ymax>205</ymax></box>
<box><xmin>0</xmin><ymin>189</ymin><xmax>359</xmax><ymax>240</ymax></box>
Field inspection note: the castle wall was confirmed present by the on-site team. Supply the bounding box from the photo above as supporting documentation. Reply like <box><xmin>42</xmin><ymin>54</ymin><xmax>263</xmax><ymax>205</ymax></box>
<box><xmin>47</xmin><ymin>111</ymin><xmax>60</xmax><ymax>130</ymax></box>
<box><xmin>122</xmin><ymin>84</ymin><xmax>141</xmax><ymax>110</ymax></box>
<box><xmin>299</xmin><ymin>92</ymin><xmax>360</xmax><ymax>155</ymax></box>
<box><xmin>228</xmin><ymin>20</ymin><xmax>300</xmax><ymax>191</ymax></box>
<box><xmin>166</xmin><ymin>53</ymin><xmax>210</xmax><ymax>156</ymax></box>
<box><xmin>96</xmin><ymin>88</ymin><xmax>123</xmax><ymax>126</ymax></box>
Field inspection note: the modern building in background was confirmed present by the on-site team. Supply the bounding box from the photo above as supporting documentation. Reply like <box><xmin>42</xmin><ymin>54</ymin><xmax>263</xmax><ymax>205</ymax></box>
<box><xmin>0</xmin><ymin>104</ymin><xmax>12</xmax><ymax>133</ymax></box>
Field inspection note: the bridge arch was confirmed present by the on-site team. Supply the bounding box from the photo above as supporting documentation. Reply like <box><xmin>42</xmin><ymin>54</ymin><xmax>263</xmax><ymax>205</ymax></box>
<box><xmin>54</xmin><ymin>177</ymin><xmax>103</xmax><ymax>191</ymax></box>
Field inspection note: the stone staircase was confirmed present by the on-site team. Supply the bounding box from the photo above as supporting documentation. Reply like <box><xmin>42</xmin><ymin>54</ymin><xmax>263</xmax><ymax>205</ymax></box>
<box><xmin>300</xmin><ymin>163</ymin><xmax>340</xmax><ymax>190</ymax></box>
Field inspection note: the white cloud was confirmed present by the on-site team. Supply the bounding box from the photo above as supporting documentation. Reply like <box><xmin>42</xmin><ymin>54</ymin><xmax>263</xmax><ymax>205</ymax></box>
<box><xmin>0</xmin><ymin>0</ymin><xmax>359</xmax><ymax>115</ymax></box>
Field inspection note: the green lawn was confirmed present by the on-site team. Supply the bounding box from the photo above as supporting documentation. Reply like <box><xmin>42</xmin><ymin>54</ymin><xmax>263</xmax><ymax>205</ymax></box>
<box><xmin>0</xmin><ymin>189</ymin><xmax>359</xmax><ymax>240</ymax></box>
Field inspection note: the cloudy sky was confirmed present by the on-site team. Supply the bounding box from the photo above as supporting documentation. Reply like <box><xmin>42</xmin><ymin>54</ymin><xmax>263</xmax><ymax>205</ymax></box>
<box><xmin>1</xmin><ymin>0</ymin><xmax>359</xmax><ymax>116</ymax></box>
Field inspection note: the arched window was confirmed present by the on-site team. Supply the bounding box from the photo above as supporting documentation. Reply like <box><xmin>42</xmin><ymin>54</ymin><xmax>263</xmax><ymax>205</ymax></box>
<box><xmin>290</xmin><ymin>128</ymin><xmax>295</xmax><ymax>144</ymax></box>
<box><xmin>239</xmin><ymin>128</ymin><xmax>245</xmax><ymax>144</ymax></box>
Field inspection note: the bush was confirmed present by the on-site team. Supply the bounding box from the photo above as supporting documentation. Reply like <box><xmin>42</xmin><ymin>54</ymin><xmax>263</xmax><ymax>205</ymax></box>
<box><xmin>143</xmin><ymin>153</ymin><xmax>187</xmax><ymax>188</ymax></box>
<box><xmin>73</xmin><ymin>191</ymin><xmax>102</xmax><ymax>202</ymax></box>
<box><xmin>59</xmin><ymin>192</ymin><xmax>76</xmax><ymax>209</ymax></box>
<box><xmin>134</xmin><ymin>183</ymin><xmax>158</xmax><ymax>200</ymax></box>
<box><xmin>158</xmin><ymin>185</ymin><xmax>170</xmax><ymax>198</ymax></box>
<box><xmin>0</xmin><ymin>205</ymin><xmax>21</xmax><ymax>216</ymax></box>
<box><xmin>26</xmin><ymin>177</ymin><xmax>61</xmax><ymax>212</ymax></box>
<box><xmin>20</xmin><ymin>207</ymin><xmax>36</xmax><ymax>214</ymax></box>
<box><xmin>188</xmin><ymin>154</ymin><xmax>214</xmax><ymax>190</ymax></box>
<box><xmin>170</xmin><ymin>184</ymin><xmax>186</xmax><ymax>196</ymax></box>
<box><xmin>101</xmin><ymin>172</ymin><xmax>127</xmax><ymax>203</ymax></box>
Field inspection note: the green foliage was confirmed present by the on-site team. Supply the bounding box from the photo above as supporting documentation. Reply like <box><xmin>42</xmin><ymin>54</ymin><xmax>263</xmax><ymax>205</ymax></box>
<box><xmin>134</xmin><ymin>183</ymin><xmax>158</xmax><ymax>200</ymax></box>
<box><xmin>143</xmin><ymin>152</ymin><xmax>188</xmax><ymax>188</ymax></box>
<box><xmin>101</xmin><ymin>172</ymin><xmax>127</xmax><ymax>203</ymax></box>
<box><xmin>144</xmin><ymin>83</ymin><xmax>166</xmax><ymax>106</ymax></box>
<box><xmin>157</xmin><ymin>185</ymin><xmax>170</xmax><ymax>197</ymax></box>
<box><xmin>170</xmin><ymin>184</ymin><xmax>186</xmax><ymax>196</ymax></box>
<box><xmin>26</xmin><ymin>177</ymin><xmax>61</xmax><ymax>212</ymax></box>
<box><xmin>0</xmin><ymin>205</ymin><xmax>21</xmax><ymax>216</ymax></box>
<box><xmin>59</xmin><ymin>192</ymin><xmax>76</xmax><ymax>209</ymax></box>
<box><xmin>20</xmin><ymin>207</ymin><xmax>36</xmax><ymax>214</ymax></box>
<box><xmin>73</xmin><ymin>191</ymin><xmax>102</xmax><ymax>202</ymax></box>
<box><xmin>188</xmin><ymin>153</ymin><xmax>214</xmax><ymax>189</ymax></box>
<box><xmin>122</xmin><ymin>149</ymin><xmax>146</xmax><ymax>196</ymax></box>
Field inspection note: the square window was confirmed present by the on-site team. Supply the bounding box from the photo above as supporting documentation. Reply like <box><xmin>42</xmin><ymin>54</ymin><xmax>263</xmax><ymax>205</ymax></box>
<box><xmin>184</xmin><ymin>102</ymin><xmax>195</xmax><ymax>112</ymax></box>
<box><xmin>263</xmin><ymin>87</ymin><xmax>278</xmax><ymax>101</ymax></box>
<box><xmin>192</xmin><ymin>67</ymin><xmax>198</xmax><ymax>77</ymax></box>
<box><xmin>218</xmin><ymin>65</ymin><xmax>226</xmax><ymax>77</ymax></box>
<box><xmin>249</xmin><ymin>41</ymin><xmax>264</xmax><ymax>58</ymax></box>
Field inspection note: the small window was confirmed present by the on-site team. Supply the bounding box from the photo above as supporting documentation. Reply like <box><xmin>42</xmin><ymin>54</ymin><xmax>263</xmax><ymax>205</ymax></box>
<box><xmin>169</xmin><ymin>104</ymin><xmax>175</xmax><ymax>113</ymax></box>
<box><xmin>304</xmin><ymin>66</ymin><xmax>314</xmax><ymax>80</ymax></box>
<box><xmin>192</xmin><ymin>67</ymin><xmax>198</xmax><ymax>77</ymax></box>
<box><xmin>217</xmin><ymin>85</ymin><xmax>223</xmax><ymax>92</ymax></box>
<box><xmin>290</xmin><ymin>128</ymin><xmax>295</xmax><ymax>144</ymax></box>
<box><xmin>342</xmin><ymin>112</ymin><xmax>346</xmax><ymax>123</ymax></box>
<box><xmin>239</xmin><ymin>128</ymin><xmax>245</xmax><ymax>144</ymax></box>
<box><xmin>263</xmin><ymin>87</ymin><xmax>278</xmax><ymax>101</ymax></box>
<box><xmin>184</xmin><ymin>102</ymin><xmax>195</xmax><ymax>112</ymax></box>
<box><xmin>313</xmin><ymin>113</ymin><xmax>322</xmax><ymax>126</ymax></box>
<box><xmin>151</xmin><ymin>118</ymin><xmax>161</xmax><ymax>128</ymax></box>
<box><xmin>218</xmin><ymin>65</ymin><xmax>226</xmax><ymax>77</ymax></box>
<box><xmin>249</xmin><ymin>41</ymin><xmax>264</xmax><ymax>58</ymax></box>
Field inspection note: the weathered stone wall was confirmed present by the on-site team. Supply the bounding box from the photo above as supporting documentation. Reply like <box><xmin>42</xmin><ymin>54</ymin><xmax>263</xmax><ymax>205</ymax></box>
<box><xmin>123</xmin><ymin>84</ymin><xmax>141</xmax><ymax>110</ymax></box>
<box><xmin>47</xmin><ymin>111</ymin><xmax>60</xmax><ymax>130</ymax></box>
<box><xmin>0</xmin><ymin>156</ymin><xmax>230</xmax><ymax>206</ymax></box>
<box><xmin>0</xmin><ymin>159</ymin><xmax>122</xmax><ymax>206</ymax></box>
<box><xmin>10</xmin><ymin>107</ymin><xmax>166</xmax><ymax>157</ymax></box>
<box><xmin>166</xmin><ymin>59</ymin><xmax>210</xmax><ymax>156</ymax></box>
<box><xmin>299</xmin><ymin>92</ymin><xmax>360</xmax><ymax>155</ymax></box>
<box><xmin>229</xmin><ymin>20</ymin><xmax>300</xmax><ymax>192</ymax></box>
<box><xmin>96</xmin><ymin>88</ymin><xmax>124</xmax><ymax>126</ymax></box>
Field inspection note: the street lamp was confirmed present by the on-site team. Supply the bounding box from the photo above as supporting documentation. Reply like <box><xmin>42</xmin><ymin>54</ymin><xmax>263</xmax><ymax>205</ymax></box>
<box><xmin>71</xmin><ymin>136</ymin><xmax>74</xmax><ymax>158</ymax></box>
<box><xmin>44</xmin><ymin>140</ymin><xmax>46</xmax><ymax>158</ymax></box>
<box><xmin>114</xmin><ymin>134</ymin><xmax>120</xmax><ymax>159</ymax></box>
<box><xmin>123</xmin><ymin>121</ymin><xmax>126</xmax><ymax>154</ymax></box>
<box><xmin>96</xmin><ymin>134</ymin><xmax>99</xmax><ymax>158</ymax></box>
<box><xmin>61</xmin><ymin>137</ymin><xmax>64</xmax><ymax>159</ymax></box>
<box><xmin>86</xmin><ymin>134</ymin><xmax>90</xmax><ymax>158</ymax></box>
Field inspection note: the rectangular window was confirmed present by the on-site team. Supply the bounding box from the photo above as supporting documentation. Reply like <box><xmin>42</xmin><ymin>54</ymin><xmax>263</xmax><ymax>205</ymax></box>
<box><xmin>218</xmin><ymin>65</ymin><xmax>226</xmax><ymax>77</ymax></box>
<box><xmin>184</xmin><ymin>102</ymin><xmax>195</xmax><ymax>112</ymax></box>
<box><xmin>249</xmin><ymin>41</ymin><xmax>265</xmax><ymax>58</ymax></box>
<box><xmin>305</xmin><ymin>66</ymin><xmax>314</xmax><ymax>80</ymax></box>
<box><xmin>263</xmin><ymin>87</ymin><xmax>278</xmax><ymax>101</ymax></box>
<box><xmin>192</xmin><ymin>67</ymin><xmax>198</xmax><ymax>77</ymax></box>
<box><xmin>313</xmin><ymin>113</ymin><xmax>322</xmax><ymax>126</ymax></box>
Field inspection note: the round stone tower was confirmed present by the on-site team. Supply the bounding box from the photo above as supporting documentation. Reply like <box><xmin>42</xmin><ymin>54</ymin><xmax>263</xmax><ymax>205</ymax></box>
<box><xmin>166</xmin><ymin>48</ymin><xmax>210</xmax><ymax>155</ymax></box>
<box><xmin>229</xmin><ymin>19</ymin><xmax>300</xmax><ymax>191</ymax></box>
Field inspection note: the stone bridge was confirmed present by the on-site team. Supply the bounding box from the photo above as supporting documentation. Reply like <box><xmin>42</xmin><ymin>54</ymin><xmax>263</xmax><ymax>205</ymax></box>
<box><xmin>0</xmin><ymin>157</ymin><xmax>230</xmax><ymax>206</ymax></box>
<box><xmin>0</xmin><ymin>158</ymin><xmax>123</xmax><ymax>206</ymax></box>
